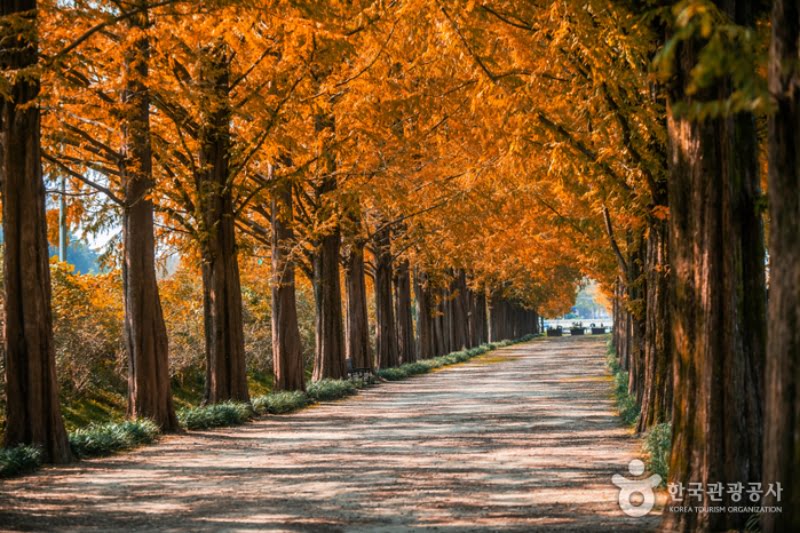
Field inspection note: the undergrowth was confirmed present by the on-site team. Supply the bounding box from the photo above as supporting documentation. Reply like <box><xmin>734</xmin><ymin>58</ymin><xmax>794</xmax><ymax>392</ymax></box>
<box><xmin>252</xmin><ymin>390</ymin><xmax>309</xmax><ymax>414</ymax></box>
<box><xmin>606</xmin><ymin>343</ymin><xmax>640</xmax><ymax>426</ymax></box>
<box><xmin>69</xmin><ymin>419</ymin><xmax>160</xmax><ymax>458</ymax></box>
<box><xmin>0</xmin><ymin>445</ymin><xmax>43</xmax><ymax>478</ymax></box>
<box><xmin>177</xmin><ymin>402</ymin><xmax>252</xmax><ymax>430</ymax></box>
<box><xmin>643</xmin><ymin>422</ymin><xmax>671</xmax><ymax>484</ymax></box>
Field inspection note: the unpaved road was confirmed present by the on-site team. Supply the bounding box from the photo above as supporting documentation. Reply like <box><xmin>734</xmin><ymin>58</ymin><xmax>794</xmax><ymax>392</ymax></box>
<box><xmin>0</xmin><ymin>336</ymin><xmax>659</xmax><ymax>532</ymax></box>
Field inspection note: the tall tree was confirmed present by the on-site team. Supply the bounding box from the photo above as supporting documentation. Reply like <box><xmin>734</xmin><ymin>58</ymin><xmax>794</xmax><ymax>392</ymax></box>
<box><xmin>373</xmin><ymin>222</ymin><xmax>398</xmax><ymax>368</ymax></box>
<box><xmin>120</xmin><ymin>2</ymin><xmax>178</xmax><ymax>431</ymax></box>
<box><xmin>394</xmin><ymin>259</ymin><xmax>415</xmax><ymax>364</ymax></box>
<box><xmin>663</xmin><ymin>2</ymin><xmax>767</xmax><ymax>530</ymax></box>
<box><xmin>1</xmin><ymin>0</ymin><xmax>72</xmax><ymax>462</ymax></box>
<box><xmin>763</xmin><ymin>0</ymin><xmax>800</xmax><ymax>530</ymax></box>
<box><xmin>270</xmin><ymin>174</ymin><xmax>305</xmax><ymax>391</ymax></box>
<box><xmin>195</xmin><ymin>42</ymin><xmax>248</xmax><ymax>403</ymax></box>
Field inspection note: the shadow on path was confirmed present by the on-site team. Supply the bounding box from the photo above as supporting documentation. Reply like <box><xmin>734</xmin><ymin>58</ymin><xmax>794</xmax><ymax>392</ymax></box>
<box><xmin>0</xmin><ymin>336</ymin><xmax>660</xmax><ymax>532</ymax></box>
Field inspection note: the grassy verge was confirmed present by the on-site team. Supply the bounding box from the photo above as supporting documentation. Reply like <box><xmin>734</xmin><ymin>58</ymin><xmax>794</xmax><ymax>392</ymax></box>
<box><xmin>252</xmin><ymin>390</ymin><xmax>309</xmax><ymax>414</ymax></box>
<box><xmin>605</xmin><ymin>342</ymin><xmax>640</xmax><ymax>426</ymax></box>
<box><xmin>606</xmin><ymin>340</ymin><xmax>672</xmax><ymax>483</ymax></box>
<box><xmin>643</xmin><ymin>422</ymin><xmax>671</xmax><ymax>484</ymax></box>
<box><xmin>177</xmin><ymin>402</ymin><xmax>253</xmax><ymax>430</ymax></box>
<box><xmin>70</xmin><ymin>419</ymin><xmax>160</xmax><ymax>458</ymax></box>
<box><xmin>0</xmin><ymin>445</ymin><xmax>43</xmax><ymax>478</ymax></box>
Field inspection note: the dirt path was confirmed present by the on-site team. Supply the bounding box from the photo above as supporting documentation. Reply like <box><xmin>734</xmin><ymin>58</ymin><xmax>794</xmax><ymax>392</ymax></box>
<box><xmin>0</xmin><ymin>336</ymin><xmax>660</xmax><ymax>532</ymax></box>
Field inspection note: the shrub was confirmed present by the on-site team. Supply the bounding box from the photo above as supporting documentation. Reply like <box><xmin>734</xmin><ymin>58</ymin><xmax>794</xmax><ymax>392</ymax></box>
<box><xmin>0</xmin><ymin>445</ymin><xmax>43</xmax><ymax>478</ymax></box>
<box><xmin>607</xmin><ymin>346</ymin><xmax>639</xmax><ymax>426</ymax></box>
<box><xmin>69</xmin><ymin>419</ymin><xmax>160</xmax><ymax>458</ymax></box>
<box><xmin>376</xmin><ymin>367</ymin><xmax>410</xmax><ymax>381</ymax></box>
<box><xmin>177</xmin><ymin>402</ymin><xmax>252</xmax><ymax>430</ymax></box>
<box><xmin>644</xmin><ymin>422</ymin><xmax>671</xmax><ymax>483</ymax></box>
<box><xmin>252</xmin><ymin>391</ymin><xmax>308</xmax><ymax>414</ymax></box>
<box><xmin>401</xmin><ymin>362</ymin><xmax>430</xmax><ymax>375</ymax></box>
<box><xmin>306</xmin><ymin>379</ymin><xmax>357</xmax><ymax>401</ymax></box>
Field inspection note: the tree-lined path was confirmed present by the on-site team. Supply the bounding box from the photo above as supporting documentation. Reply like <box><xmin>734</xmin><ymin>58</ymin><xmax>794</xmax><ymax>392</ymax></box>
<box><xmin>0</xmin><ymin>337</ymin><xmax>656</xmax><ymax>532</ymax></box>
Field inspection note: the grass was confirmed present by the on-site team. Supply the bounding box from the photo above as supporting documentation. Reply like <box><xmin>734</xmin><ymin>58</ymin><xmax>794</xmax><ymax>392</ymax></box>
<box><xmin>606</xmin><ymin>343</ymin><xmax>640</xmax><ymax>427</ymax></box>
<box><xmin>69</xmin><ymin>419</ymin><xmax>160</xmax><ymax>458</ymax></box>
<box><xmin>0</xmin><ymin>445</ymin><xmax>43</xmax><ymax>478</ymax></box>
<box><xmin>306</xmin><ymin>379</ymin><xmax>358</xmax><ymax>402</ymax></box>
<box><xmin>177</xmin><ymin>401</ymin><xmax>253</xmax><ymax>430</ymax></box>
<box><xmin>252</xmin><ymin>390</ymin><xmax>309</xmax><ymax>414</ymax></box>
<box><xmin>643</xmin><ymin>422</ymin><xmax>671</xmax><ymax>483</ymax></box>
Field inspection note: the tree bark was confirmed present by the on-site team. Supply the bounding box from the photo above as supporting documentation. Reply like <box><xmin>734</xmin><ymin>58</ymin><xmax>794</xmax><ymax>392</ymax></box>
<box><xmin>1</xmin><ymin>0</ymin><xmax>72</xmax><ymax>462</ymax></box>
<box><xmin>120</xmin><ymin>4</ymin><xmax>178</xmax><ymax>431</ymax></box>
<box><xmin>414</xmin><ymin>269</ymin><xmax>435</xmax><ymax>359</ymax></box>
<box><xmin>763</xmin><ymin>2</ymin><xmax>800</xmax><ymax>530</ymax></box>
<box><xmin>664</xmin><ymin>3</ymin><xmax>766</xmax><ymax>528</ymax></box>
<box><xmin>394</xmin><ymin>259</ymin><xmax>416</xmax><ymax>363</ymax></box>
<box><xmin>344</xmin><ymin>237</ymin><xmax>371</xmax><ymax>370</ymax></box>
<box><xmin>311</xmin><ymin>200</ymin><xmax>346</xmax><ymax>380</ymax></box>
<box><xmin>373</xmin><ymin>224</ymin><xmax>398</xmax><ymax>368</ymax></box>
<box><xmin>270</xmin><ymin>175</ymin><xmax>305</xmax><ymax>391</ymax></box>
<box><xmin>197</xmin><ymin>43</ymin><xmax>248</xmax><ymax>404</ymax></box>
<box><xmin>637</xmin><ymin>217</ymin><xmax>672</xmax><ymax>433</ymax></box>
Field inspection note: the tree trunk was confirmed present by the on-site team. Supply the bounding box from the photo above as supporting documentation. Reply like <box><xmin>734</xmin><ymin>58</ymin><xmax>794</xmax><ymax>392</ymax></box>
<box><xmin>394</xmin><ymin>259</ymin><xmax>415</xmax><ymax>364</ymax></box>
<box><xmin>344</xmin><ymin>237</ymin><xmax>371</xmax><ymax>370</ymax></box>
<box><xmin>664</xmin><ymin>3</ymin><xmax>766</xmax><ymax>528</ymax></box>
<box><xmin>120</xmin><ymin>5</ymin><xmax>178</xmax><ymax>431</ymax></box>
<box><xmin>197</xmin><ymin>44</ymin><xmax>248</xmax><ymax>404</ymax></box>
<box><xmin>763</xmin><ymin>2</ymin><xmax>800</xmax><ymax>530</ymax></box>
<box><xmin>452</xmin><ymin>270</ymin><xmax>469</xmax><ymax>350</ymax></box>
<box><xmin>373</xmin><ymin>224</ymin><xmax>398</xmax><ymax>368</ymax></box>
<box><xmin>414</xmin><ymin>270</ymin><xmax>435</xmax><ymax>359</ymax></box>
<box><xmin>311</xmin><ymin>107</ymin><xmax>346</xmax><ymax>381</ymax></box>
<box><xmin>474</xmin><ymin>290</ymin><xmax>487</xmax><ymax>344</ymax></box>
<box><xmin>433</xmin><ymin>287</ymin><xmax>446</xmax><ymax>356</ymax></box>
<box><xmin>1</xmin><ymin>0</ymin><xmax>72</xmax><ymax>463</ymax></box>
<box><xmin>270</xmin><ymin>175</ymin><xmax>305</xmax><ymax>391</ymax></box>
<box><xmin>311</xmin><ymin>212</ymin><xmax>346</xmax><ymax>380</ymax></box>
<box><xmin>637</xmin><ymin>217</ymin><xmax>672</xmax><ymax>433</ymax></box>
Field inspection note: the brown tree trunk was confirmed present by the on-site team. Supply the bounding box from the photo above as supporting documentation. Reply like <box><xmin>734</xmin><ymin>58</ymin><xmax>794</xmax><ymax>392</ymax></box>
<box><xmin>763</xmin><ymin>2</ymin><xmax>800</xmax><ymax>530</ymax></box>
<box><xmin>1</xmin><ymin>0</ymin><xmax>72</xmax><ymax>463</ymax></box>
<box><xmin>270</xmin><ymin>175</ymin><xmax>305</xmax><ymax>391</ymax></box>
<box><xmin>625</xmin><ymin>238</ymin><xmax>645</xmax><ymax>409</ymax></box>
<box><xmin>637</xmin><ymin>217</ymin><xmax>672</xmax><ymax>433</ymax></box>
<box><xmin>414</xmin><ymin>270</ymin><xmax>435</xmax><ymax>359</ymax></box>
<box><xmin>664</xmin><ymin>3</ymin><xmax>766</xmax><ymax>529</ymax></box>
<box><xmin>197</xmin><ymin>44</ymin><xmax>248</xmax><ymax>404</ymax></box>
<box><xmin>344</xmin><ymin>237</ymin><xmax>371</xmax><ymax>371</ymax></box>
<box><xmin>433</xmin><ymin>286</ymin><xmax>446</xmax><ymax>356</ymax></box>
<box><xmin>373</xmin><ymin>224</ymin><xmax>398</xmax><ymax>368</ymax></box>
<box><xmin>394</xmin><ymin>259</ymin><xmax>415</xmax><ymax>364</ymax></box>
<box><xmin>311</xmin><ymin>107</ymin><xmax>346</xmax><ymax>381</ymax></box>
<box><xmin>474</xmin><ymin>290</ymin><xmax>487</xmax><ymax>344</ymax></box>
<box><xmin>452</xmin><ymin>270</ymin><xmax>469</xmax><ymax>350</ymax></box>
<box><xmin>311</xmin><ymin>205</ymin><xmax>346</xmax><ymax>380</ymax></box>
<box><xmin>120</xmin><ymin>5</ymin><xmax>178</xmax><ymax>431</ymax></box>
<box><xmin>489</xmin><ymin>292</ymin><xmax>504</xmax><ymax>342</ymax></box>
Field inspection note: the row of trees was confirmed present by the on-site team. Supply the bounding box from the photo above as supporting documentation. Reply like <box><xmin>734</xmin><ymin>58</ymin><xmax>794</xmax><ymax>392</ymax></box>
<box><xmin>4</xmin><ymin>1</ymin><xmax>799</xmax><ymax>531</ymax></box>
<box><xmin>1</xmin><ymin>0</ymin><xmax>565</xmax><ymax>469</ymax></box>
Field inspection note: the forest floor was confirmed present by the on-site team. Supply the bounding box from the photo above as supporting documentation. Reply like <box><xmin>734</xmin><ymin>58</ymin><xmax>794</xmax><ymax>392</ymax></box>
<box><xmin>0</xmin><ymin>336</ymin><xmax>660</xmax><ymax>532</ymax></box>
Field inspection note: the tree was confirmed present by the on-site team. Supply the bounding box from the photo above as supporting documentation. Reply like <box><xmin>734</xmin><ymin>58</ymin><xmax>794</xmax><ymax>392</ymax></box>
<box><xmin>270</xmin><ymin>173</ymin><xmax>305</xmax><ymax>391</ymax></box>
<box><xmin>1</xmin><ymin>0</ymin><xmax>72</xmax><ymax>463</ymax></box>
<box><xmin>661</xmin><ymin>2</ymin><xmax>767</xmax><ymax>530</ymax></box>
<box><xmin>119</xmin><ymin>2</ymin><xmax>178</xmax><ymax>431</ymax></box>
<box><xmin>763</xmin><ymin>0</ymin><xmax>800</xmax><ymax>530</ymax></box>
